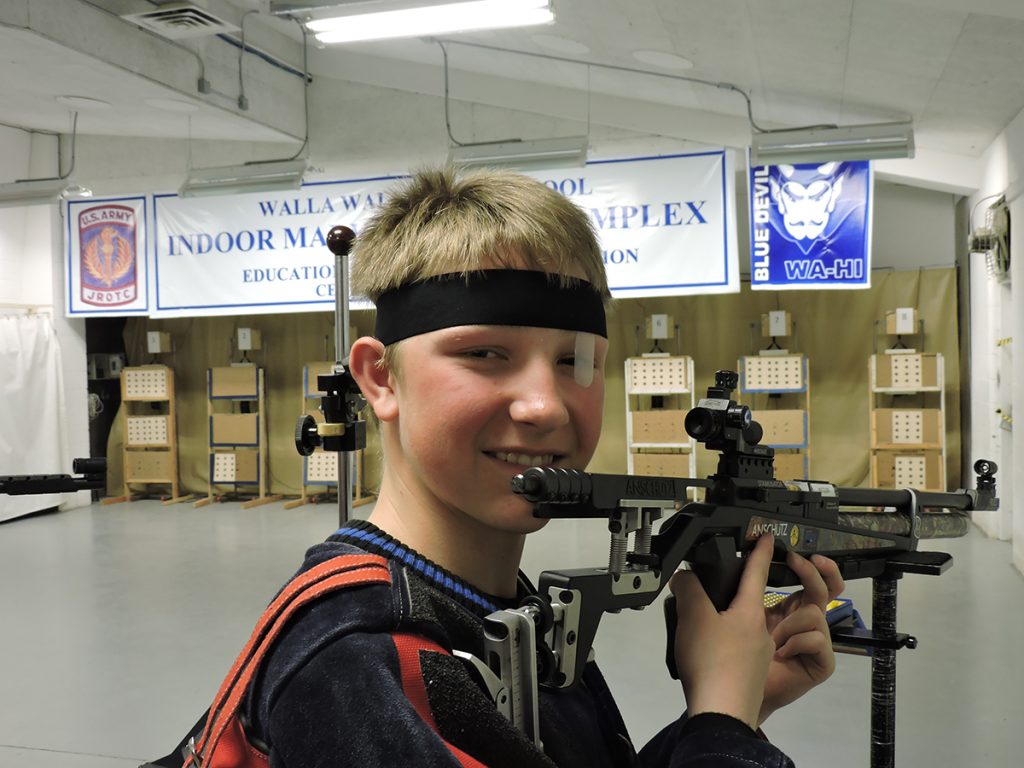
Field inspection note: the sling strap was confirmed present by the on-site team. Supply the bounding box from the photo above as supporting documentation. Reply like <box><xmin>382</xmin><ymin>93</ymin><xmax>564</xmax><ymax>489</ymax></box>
<box><xmin>183</xmin><ymin>553</ymin><xmax>392</xmax><ymax>768</ymax></box>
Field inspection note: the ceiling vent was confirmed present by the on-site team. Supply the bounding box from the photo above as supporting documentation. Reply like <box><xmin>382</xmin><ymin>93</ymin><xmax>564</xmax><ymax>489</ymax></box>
<box><xmin>122</xmin><ymin>3</ymin><xmax>240</xmax><ymax>39</ymax></box>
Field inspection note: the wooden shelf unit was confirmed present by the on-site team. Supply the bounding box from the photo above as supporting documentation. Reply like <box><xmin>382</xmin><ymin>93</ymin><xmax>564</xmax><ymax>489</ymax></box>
<box><xmin>104</xmin><ymin>365</ymin><xmax>192</xmax><ymax>505</ymax></box>
<box><xmin>194</xmin><ymin>365</ymin><xmax>281</xmax><ymax>509</ymax></box>
<box><xmin>624</xmin><ymin>355</ymin><xmax>696</xmax><ymax>481</ymax></box>
<box><xmin>868</xmin><ymin>351</ymin><xmax>946</xmax><ymax>491</ymax></box>
<box><xmin>739</xmin><ymin>354</ymin><xmax>811</xmax><ymax>480</ymax></box>
<box><xmin>283</xmin><ymin>362</ymin><xmax>375</xmax><ymax>510</ymax></box>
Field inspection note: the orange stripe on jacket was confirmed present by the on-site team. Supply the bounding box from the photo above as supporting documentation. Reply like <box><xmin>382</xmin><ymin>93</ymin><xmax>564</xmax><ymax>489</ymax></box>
<box><xmin>391</xmin><ymin>632</ymin><xmax>489</xmax><ymax>768</ymax></box>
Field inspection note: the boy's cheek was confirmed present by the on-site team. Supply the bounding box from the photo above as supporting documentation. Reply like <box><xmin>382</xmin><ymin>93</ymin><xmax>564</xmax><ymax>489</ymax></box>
<box><xmin>575</xmin><ymin>393</ymin><xmax>604</xmax><ymax>454</ymax></box>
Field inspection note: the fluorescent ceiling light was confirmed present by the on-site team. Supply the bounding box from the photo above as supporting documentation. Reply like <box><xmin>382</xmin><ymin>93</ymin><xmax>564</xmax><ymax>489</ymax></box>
<box><xmin>179</xmin><ymin>159</ymin><xmax>307</xmax><ymax>197</ymax></box>
<box><xmin>0</xmin><ymin>178</ymin><xmax>90</xmax><ymax>208</ymax></box>
<box><xmin>61</xmin><ymin>183</ymin><xmax>93</xmax><ymax>199</ymax></box>
<box><xmin>448</xmin><ymin>136</ymin><xmax>588</xmax><ymax>170</ymax></box>
<box><xmin>750</xmin><ymin>122</ymin><xmax>915</xmax><ymax>166</ymax></box>
<box><xmin>306</xmin><ymin>0</ymin><xmax>553</xmax><ymax>44</ymax></box>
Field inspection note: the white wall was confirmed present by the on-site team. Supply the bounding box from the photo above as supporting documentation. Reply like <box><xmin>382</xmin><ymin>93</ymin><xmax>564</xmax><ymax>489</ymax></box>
<box><xmin>0</xmin><ymin>125</ymin><xmax>90</xmax><ymax>510</ymax></box>
<box><xmin>0</xmin><ymin>125</ymin><xmax>33</xmax><ymax>304</ymax></box>
<box><xmin>968</xmin><ymin>108</ymin><xmax>1024</xmax><ymax>574</ymax></box>
<box><xmin>871</xmin><ymin>182</ymin><xmax>958</xmax><ymax>269</ymax></box>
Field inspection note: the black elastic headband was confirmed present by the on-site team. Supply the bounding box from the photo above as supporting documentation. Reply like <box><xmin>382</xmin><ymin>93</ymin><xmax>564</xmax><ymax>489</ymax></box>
<box><xmin>373</xmin><ymin>270</ymin><xmax>607</xmax><ymax>345</ymax></box>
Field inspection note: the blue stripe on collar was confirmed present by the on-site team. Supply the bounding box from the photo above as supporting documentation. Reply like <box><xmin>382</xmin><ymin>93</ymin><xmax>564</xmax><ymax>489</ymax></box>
<box><xmin>335</xmin><ymin>526</ymin><xmax>500</xmax><ymax>614</ymax></box>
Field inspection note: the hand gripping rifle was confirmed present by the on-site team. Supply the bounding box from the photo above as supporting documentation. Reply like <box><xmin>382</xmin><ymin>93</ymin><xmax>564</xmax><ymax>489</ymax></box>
<box><xmin>466</xmin><ymin>370</ymin><xmax>997</xmax><ymax>767</ymax></box>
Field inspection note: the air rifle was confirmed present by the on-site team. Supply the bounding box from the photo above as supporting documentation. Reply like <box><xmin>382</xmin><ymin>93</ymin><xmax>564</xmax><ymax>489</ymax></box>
<box><xmin>465</xmin><ymin>370</ymin><xmax>997</xmax><ymax>758</ymax></box>
<box><xmin>0</xmin><ymin>458</ymin><xmax>106</xmax><ymax>496</ymax></box>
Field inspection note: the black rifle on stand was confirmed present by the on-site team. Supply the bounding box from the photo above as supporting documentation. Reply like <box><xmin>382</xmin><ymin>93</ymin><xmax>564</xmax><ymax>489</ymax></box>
<box><xmin>1</xmin><ymin>458</ymin><xmax>107</xmax><ymax>496</ymax></box>
<box><xmin>464</xmin><ymin>370</ymin><xmax>996</xmax><ymax>768</ymax></box>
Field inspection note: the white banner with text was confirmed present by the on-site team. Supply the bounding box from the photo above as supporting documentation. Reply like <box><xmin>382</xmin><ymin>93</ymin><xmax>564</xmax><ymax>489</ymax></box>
<box><xmin>66</xmin><ymin>152</ymin><xmax>739</xmax><ymax>318</ymax></box>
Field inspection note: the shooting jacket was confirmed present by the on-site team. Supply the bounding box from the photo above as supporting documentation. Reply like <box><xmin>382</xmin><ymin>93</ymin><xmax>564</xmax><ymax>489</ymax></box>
<box><xmin>244</xmin><ymin>520</ymin><xmax>795</xmax><ymax>768</ymax></box>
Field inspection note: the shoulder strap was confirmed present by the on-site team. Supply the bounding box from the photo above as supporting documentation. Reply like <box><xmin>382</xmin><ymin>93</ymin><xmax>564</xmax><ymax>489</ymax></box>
<box><xmin>185</xmin><ymin>553</ymin><xmax>391</xmax><ymax>767</ymax></box>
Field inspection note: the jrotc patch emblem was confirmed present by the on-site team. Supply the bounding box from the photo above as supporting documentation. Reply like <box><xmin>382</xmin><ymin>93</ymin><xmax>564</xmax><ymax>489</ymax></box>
<box><xmin>79</xmin><ymin>204</ymin><xmax>137</xmax><ymax>306</ymax></box>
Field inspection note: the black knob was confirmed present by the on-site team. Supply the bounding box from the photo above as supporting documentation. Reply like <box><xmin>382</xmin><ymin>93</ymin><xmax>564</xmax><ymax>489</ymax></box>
<box><xmin>326</xmin><ymin>226</ymin><xmax>356</xmax><ymax>257</ymax></box>
<box><xmin>518</xmin><ymin>594</ymin><xmax>554</xmax><ymax>633</ymax></box>
<box><xmin>743</xmin><ymin>419</ymin><xmax>763</xmax><ymax>446</ymax></box>
<box><xmin>294</xmin><ymin>414</ymin><xmax>320</xmax><ymax>456</ymax></box>
<box><xmin>684</xmin><ymin>407</ymin><xmax>716</xmax><ymax>439</ymax></box>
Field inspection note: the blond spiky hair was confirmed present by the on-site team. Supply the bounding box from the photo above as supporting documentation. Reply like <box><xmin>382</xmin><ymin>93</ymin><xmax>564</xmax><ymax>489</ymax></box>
<box><xmin>351</xmin><ymin>166</ymin><xmax>609</xmax><ymax>302</ymax></box>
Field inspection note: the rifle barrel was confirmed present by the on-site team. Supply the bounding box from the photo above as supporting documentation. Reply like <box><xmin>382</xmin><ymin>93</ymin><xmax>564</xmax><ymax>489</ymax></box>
<box><xmin>835</xmin><ymin>487</ymin><xmax>973</xmax><ymax>511</ymax></box>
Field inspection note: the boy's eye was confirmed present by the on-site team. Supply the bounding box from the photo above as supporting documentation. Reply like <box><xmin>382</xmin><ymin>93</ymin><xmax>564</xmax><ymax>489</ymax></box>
<box><xmin>558</xmin><ymin>356</ymin><xmax>576</xmax><ymax>368</ymax></box>
<box><xmin>464</xmin><ymin>348</ymin><xmax>504</xmax><ymax>360</ymax></box>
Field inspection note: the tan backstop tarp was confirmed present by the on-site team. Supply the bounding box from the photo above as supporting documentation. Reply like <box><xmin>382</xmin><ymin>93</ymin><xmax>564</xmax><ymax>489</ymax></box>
<box><xmin>109</xmin><ymin>267</ymin><xmax>959</xmax><ymax>497</ymax></box>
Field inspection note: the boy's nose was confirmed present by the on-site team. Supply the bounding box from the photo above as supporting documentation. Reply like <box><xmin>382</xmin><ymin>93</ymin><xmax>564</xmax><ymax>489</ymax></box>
<box><xmin>508</xmin><ymin>363</ymin><xmax>570</xmax><ymax>430</ymax></box>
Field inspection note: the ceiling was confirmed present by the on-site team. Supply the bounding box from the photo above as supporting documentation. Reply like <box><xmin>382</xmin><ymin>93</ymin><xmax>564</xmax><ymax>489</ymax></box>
<box><xmin>0</xmin><ymin>22</ymin><xmax>294</xmax><ymax>143</ymax></box>
<box><xmin>4</xmin><ymin>0</ymin><xmax>1024</xmax><ymax>179</ymax></box>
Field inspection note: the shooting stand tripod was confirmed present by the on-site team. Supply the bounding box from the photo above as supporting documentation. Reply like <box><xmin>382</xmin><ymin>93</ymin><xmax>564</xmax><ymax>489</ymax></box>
<box><xmin>830</xmin><ymin>549</ymin><xmax>952</xmax><ymax>768</ymax></box>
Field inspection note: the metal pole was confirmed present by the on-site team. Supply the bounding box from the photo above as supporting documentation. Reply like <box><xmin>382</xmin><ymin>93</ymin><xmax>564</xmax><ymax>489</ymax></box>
<box><xmin>870</xmin><ymin>574</ymin><xmax>899</xmax><ymax>768</ymax></box>
<box><xmin>334</xmin><ymin>247</ymin><xmax>352</xmax><ymax>526</ymax></box>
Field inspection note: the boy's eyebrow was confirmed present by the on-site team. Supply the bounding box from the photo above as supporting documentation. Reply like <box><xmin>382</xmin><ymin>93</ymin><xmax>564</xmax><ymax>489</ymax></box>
<box><xmin>373</xmin><ymin>269</ymin><xmax>607</xmax><ymax>345</ymax></box>
<box><xmin>438</xmin><ymin>325</ymin><xmax>580</xmax><ymax>343</ymax></box>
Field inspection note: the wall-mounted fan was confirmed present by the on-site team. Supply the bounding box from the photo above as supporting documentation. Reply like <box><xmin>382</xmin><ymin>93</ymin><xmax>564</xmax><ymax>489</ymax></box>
<box><xmin>968</xmin><ymin>196</ymin><xmax>1010</xmax><ymax>284</ymax></box>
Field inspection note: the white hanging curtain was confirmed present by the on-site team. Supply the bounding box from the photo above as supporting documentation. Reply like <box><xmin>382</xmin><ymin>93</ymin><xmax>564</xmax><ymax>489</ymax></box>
<box><xmin>0</xmin><ymin>312</ymin><xmax>68</xmax><ymax>522</ymax></box>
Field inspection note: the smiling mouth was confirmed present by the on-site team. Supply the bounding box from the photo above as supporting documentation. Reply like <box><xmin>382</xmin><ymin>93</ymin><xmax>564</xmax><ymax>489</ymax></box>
<box><xmin>487</xmin><ymin>451</ymin><xmax>558</xmax><ymax>468</ymax></box>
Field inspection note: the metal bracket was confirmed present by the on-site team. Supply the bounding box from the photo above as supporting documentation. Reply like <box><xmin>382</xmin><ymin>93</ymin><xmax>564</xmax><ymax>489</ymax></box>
<box><xmin>465</xmin><ymin>607</ymin><xmax>543</xmax><ymax>748</ymax></box>
<box><xmin>543</xmin><ymin>587</ymin><xmax>581</xmax><ymax>688</ymax></box>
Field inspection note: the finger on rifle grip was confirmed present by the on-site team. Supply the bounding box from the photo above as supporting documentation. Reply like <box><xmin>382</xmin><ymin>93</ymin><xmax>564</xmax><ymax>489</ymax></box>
<box><xmin>663</xmin><ymin>595</ymin><xmax>679</xmax><ymax>680</ymax></box>
<box><xmin>692</xmin><ymin>536</ymin><xmax>744</xmax><ymax>612</ymax></box>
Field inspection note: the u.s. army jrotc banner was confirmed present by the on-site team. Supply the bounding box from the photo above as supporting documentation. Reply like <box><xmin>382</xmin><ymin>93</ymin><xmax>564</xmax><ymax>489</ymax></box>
<box><xmin>65</xmin><ymin>196</ymin><xmax>149</xmax><ymax>316</ymax></box>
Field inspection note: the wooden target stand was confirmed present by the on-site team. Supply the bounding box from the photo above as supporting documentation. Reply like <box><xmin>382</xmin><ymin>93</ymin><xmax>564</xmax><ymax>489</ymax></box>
<box><xmin>624</xmin><ymin>355</ymin><xmax>697</xmax><ymax>486</ymax></box>
<box><xmin>103</xmin><ymin>365</ymin><xmax>193</xmax><ymax>506</ymax></box>
<box><xmin>194</xmin><ymin>365</ymin><xmax>281</xmax><ymax>509</ymax></box>
<box><xmin>738</xmin><ymin>352</ymin><xmax>811</xmax><ymax>480</ymax></box>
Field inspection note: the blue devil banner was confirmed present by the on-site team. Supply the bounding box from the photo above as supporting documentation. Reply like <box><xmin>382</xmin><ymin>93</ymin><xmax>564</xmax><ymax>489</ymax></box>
<box><xmin>748</xmin><ymin>159</ymin><xmax>872</xmax><ymax>290</ymax></box>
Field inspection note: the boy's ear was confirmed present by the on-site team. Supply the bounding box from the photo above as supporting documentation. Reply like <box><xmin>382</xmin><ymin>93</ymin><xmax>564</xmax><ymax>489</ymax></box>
<box><xmin>349</xmin><ymin>336</ymin><xmax>398</xmax><ymax>422</ymax></box>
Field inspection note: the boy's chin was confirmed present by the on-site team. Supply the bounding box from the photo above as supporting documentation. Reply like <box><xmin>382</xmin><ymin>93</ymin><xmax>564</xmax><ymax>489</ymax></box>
<box><xmin>489</xmin><ymin>502</ymin><xmax>551</xmax><ymax>535</ymax></box>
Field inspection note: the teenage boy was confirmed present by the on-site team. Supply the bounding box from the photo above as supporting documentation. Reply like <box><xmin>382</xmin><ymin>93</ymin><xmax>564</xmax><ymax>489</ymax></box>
<box><xmin>242</xmin><ymin>167</ymin><xmax>843</xmax><ymax>767</ymax></box>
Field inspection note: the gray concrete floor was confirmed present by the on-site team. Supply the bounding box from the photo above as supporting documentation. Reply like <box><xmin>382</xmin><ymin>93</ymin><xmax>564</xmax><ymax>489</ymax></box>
<box><xmin>1</xmin><ymin>499</ymin><xmax>1021</xmax><ymax>767</ymax></box>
